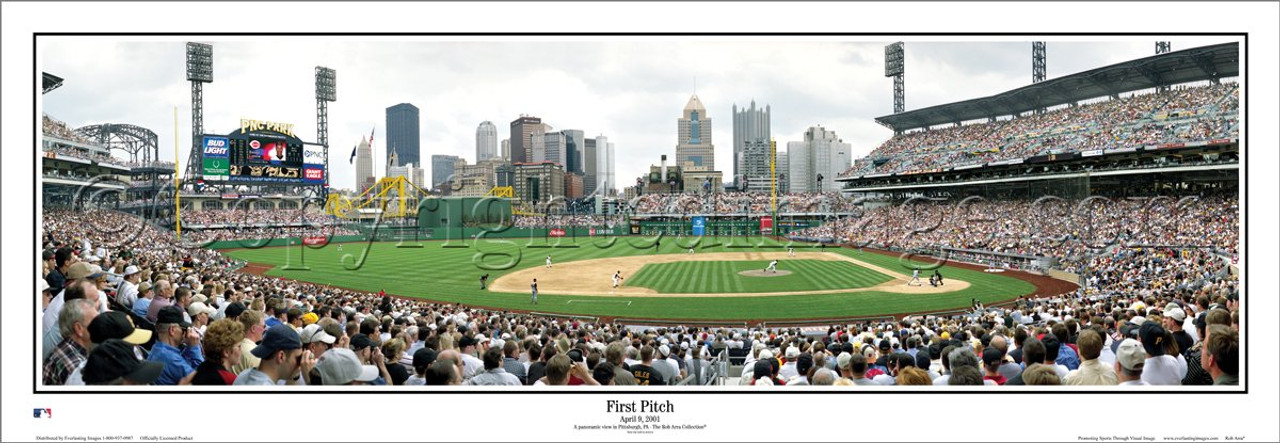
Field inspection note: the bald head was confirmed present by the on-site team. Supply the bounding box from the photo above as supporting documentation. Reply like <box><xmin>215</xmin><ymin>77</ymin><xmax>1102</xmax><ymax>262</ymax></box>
<box><xmin>990</xmin><ymin>335</ymin><xmax>1008</xmax><ymax>353</ymax></box>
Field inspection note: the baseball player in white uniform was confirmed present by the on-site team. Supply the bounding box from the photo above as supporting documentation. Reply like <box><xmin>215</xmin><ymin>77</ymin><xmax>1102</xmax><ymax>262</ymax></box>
<box><xmin>613</xmin><ymin>271</ymin><xmax>623</xmax><ymax>289</ymax></box>
<box><xmin>909</xmin><ymin>268</ymin><xmax>922</xmax><ymax>286</ymax></box>
<box><xmin>766</xmin><ymin>260</ymin><xmax>779</xmax><ymax>273</ymax></box>
<box><xmin>545</xmin><ymin>255</ymin><xmax>552</xmax><ymax>269</ymax></box>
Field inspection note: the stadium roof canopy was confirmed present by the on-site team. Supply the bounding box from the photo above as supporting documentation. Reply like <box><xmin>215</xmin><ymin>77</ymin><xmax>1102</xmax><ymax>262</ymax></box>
<box><xmin>874</xmin><ymin>42</ymin><xmax>1239</xmax><ymax>133</ymax></box>
<box><xmin>42</xmin><ymin>72</ymin><xmax>64</xmax><ymax>94</ymax></box>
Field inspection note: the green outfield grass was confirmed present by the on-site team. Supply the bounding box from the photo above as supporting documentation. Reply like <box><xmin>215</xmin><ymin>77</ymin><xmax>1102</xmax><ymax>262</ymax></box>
<box><xmin>627</xmin><ymin>259</ymin><xmax>893</xmax><ymax>293</ymax></box>
<box><xmin>220</xmin><ymin>237</ymin><xmax>1037</xmax><ymax>320</ymax></box>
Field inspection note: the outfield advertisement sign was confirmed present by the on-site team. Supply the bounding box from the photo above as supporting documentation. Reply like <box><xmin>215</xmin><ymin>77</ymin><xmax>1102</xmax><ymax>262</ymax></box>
<box><xmin>691</xmin><ymin>216</ymin><xmax>706</xmax><ymax>236</ymax></box>
<box><xmin>760</xmin><ymin>216</ymin><xmax>773</xmax><ymax>234</ymax></box>
<box><xmin>549</xmin><ymin>228</ymin><xmax>567</xmax><ymax>237</ymax></box>
<box><xmin>302</xmin><ymin>236</ymin><xmax>328</xmax><ymax>246</ymax></box>
<box><xmin>202</xmin><ymin>136</ymin><xmax>231</xmax><ymax>181</ymax></box>
<box><xmin>589</xmin><ymin>227</ymin><xmax>619</xmax><ymax>236</ymax></box>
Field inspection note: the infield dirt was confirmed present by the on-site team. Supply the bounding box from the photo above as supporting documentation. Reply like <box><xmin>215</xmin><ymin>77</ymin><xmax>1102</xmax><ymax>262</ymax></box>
<box><xmin>488</xmin><ymin>251</ymin><xmax>969</xmax><ymax>297</ymax></box>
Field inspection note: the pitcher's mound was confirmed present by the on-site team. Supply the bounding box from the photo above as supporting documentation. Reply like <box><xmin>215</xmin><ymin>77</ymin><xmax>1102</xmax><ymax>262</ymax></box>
<box><xmin>739</xmin><ymin>269</ymin><xmax>792</xmax><ymax>277</ymax></box>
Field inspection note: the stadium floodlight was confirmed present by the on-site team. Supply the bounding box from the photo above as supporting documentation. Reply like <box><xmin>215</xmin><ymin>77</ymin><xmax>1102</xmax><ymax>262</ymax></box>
<box><xmin>884</xmin><ymin>42</ymin><xmax>905</xmax><ymax>77</ymax></box>
<box><xmin>185</xmin><ymin>42</ymin><xmax>213</xmax><ymax>83</ymax></box>
<box><xmin>1032</xmin><ymin>42</ymin><xmax>1047</xmax><ymax>83</ymax></box>
<box><xmin>315</xmin><ymin>66</ymin><xmax>336</xmax><ymax>102</ymax></box>
<box><xmin>885</xmin><ymin>42</ymin><xmax>905</xmax><ymax>114</ymax></box>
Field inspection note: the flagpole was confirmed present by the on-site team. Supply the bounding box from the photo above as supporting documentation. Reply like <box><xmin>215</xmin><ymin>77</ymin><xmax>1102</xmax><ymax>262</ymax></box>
<box><xmin>174</xmin><ymin>106</ymin><xmax>182</xmax><ymax>240</ymax></box>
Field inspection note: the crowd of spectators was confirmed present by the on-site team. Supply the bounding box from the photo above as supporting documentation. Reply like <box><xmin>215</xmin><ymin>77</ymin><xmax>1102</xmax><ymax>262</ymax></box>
<box><xmin>512</xmin><ymin>214</ymin><xmax>626</xmax><ymax>229</ymax></box>
<box><xmin>844</xmin><ymin>83</ymin><xmax>1239</xmax><ymax>177</ymax></box>
<box><xmin>43</xmin><ymin>114</ymin><xmax>93</xmax><ymax>144</ymax></box>
<box><xmin>40</xmin><ymin>188</ymin><xmax>1240</xmax><ymax>388</ymax></box>
<box><xmin>629</xmin><ymin>192</ymin><xmax>860</xmax><ymax>216</ymax></box>
<box><xmin>180</xmin><ymin>209</ymin><xmax>334</xmax><ymax>227</ymax></box>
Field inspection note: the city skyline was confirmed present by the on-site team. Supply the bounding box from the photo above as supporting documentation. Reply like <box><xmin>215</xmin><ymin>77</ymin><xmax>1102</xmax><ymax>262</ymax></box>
<box><xmin>38</xmin><ymin>37</ymin><xmax>1239</xmax><ymax>193</ymax></box>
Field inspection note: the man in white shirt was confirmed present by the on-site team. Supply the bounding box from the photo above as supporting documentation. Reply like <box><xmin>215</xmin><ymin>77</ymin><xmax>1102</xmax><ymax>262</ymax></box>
<box><xmin>1115</xmin><ymin>339</ymin><xmax>1149</xmax><ymax>386</ymax></box>
<box><xmin>778</xmin><ymin>347</ymin><xmax>801</xmax><ymax>380</ymax></box>
<box><xmin>115</xmin><ymin>266</ymin><xmax>142</xmax><ymax>309</ymax></box>
<box><xmin>458</xmin><ymin>336</ymin><xmax>485</xmax><ymax>381</ymax></box>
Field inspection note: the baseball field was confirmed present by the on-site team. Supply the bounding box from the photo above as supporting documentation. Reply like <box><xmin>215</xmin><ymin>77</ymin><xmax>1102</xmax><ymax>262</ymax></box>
<box><xmin>221</xmin><ymin>236</ymin><xmax>1042</xmax><ymax>321</ymax></box>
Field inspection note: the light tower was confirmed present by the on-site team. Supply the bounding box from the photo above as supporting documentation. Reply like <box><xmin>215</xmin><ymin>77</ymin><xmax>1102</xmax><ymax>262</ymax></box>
<box><xmin>885</xmin><ymin>42</ymin><xmax>905</xmax><ymax>118</ymax></box>
<box><xmin>1155</xmin><ymin>42</ymin><xmax>1172</xmax><ymax>92</ymax></box>
<box><xmin>184</xmin><ymin>42</ymin><xmax>213</xmax><ymax>188</ymax></box>
<box><xmin>316</xmin><ymin>66</ymin><xmax>337</xmax><ymax>192</ymax></box>
<box><xmin>1032</xmin><ymin>41</ymin><xmax>1046</xmax><ymax>83</ymax></box>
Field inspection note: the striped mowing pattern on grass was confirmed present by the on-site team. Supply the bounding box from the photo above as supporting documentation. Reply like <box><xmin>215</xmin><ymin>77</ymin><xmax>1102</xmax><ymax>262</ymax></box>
<box><xmin>221</xmin><ymin>238</ymin><xmax>1037</xmax><ymax>320</ymax></box>
<box><xmin>627</xmin><ymin>260</ymin><xmax>892</xmax><ymax>293</ymax></box>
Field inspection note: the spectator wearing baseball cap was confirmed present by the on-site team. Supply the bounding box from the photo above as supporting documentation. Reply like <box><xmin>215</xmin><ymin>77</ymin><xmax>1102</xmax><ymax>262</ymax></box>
<box><xmin>1138</xmin><ymin>323</ymin><xmax>1182</xmax><ymax>385</ymax></box>
<box><xmin>116</xmin><ymin>265</ymin><xmax>143</xmax><ymax>310</ymax></box>
<box><xmin>1115</xmin><ymin>339</ymin><xmax>1148</xmax><ymax>386</ymax></box>
<box><xmin>981</xmin><ymin>347</ymin><xmax>1008</xmax><ymax>385</ymax></box>
<box><xmin>187</xmin><ymin>301</ymin><xmax>217</xmax><ymax>339</ymax></box>
<box><xmin>778</xmin><ymin>346</ymin><xmax>801</xmax><ymax>380</ymax></box>
<box><xmin>405</xmin><ymin>348</ymin><xmax>437</xmax><ymax>386</ymax></box>
<box><xmin>457</xmin><ymin>335</ymin><xmax>485</xmax><ymax>381</ymax></box>
<box><xmin>349</xmin><ymin>333</ymin><xmax>391</xmax><ymax>385</ymax></box>
<box><xmin>131</xmin><ymin>281</ymin><xmax>154</xmax><ymax>319</ymax></box>
<box><xmin>192</xmin><ymin>319</ymin><xmax>245</xmax><ymax>385</ymax></box>
<box><xmin>82</xmin><ymin>339</ymin><xmax>165</xmax><ymax>385</ymax></box>
<box><xmin>1163</xmin><ymin>305</ymin><xmax>1195</xmax><ymax>356</ymax></box>
<box><xmin>1202</xmin><ymin>325</ymin><xmax>1238</xmax><ymax>385</ymax></box>
<box><xmin>146</xmin><ymin>305</ymin><xmax>204</xmax><ymax>385</ymax></box>
<box><xmin>316</xmin><ymin>348</ymin><xmax>379</xmax><ymax>385</ymax></box>
<box><xmin>234</xmin><ymin>324</ymin><xmax>312</xmax><ymax>386</ymax></box>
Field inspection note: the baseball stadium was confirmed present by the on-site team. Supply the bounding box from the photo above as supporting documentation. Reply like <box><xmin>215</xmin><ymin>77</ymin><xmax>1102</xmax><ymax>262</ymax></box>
<box><xmin>38</xmin><ymin>40</ymin><xmax>1241</xmax><ymax>388</ymax></box>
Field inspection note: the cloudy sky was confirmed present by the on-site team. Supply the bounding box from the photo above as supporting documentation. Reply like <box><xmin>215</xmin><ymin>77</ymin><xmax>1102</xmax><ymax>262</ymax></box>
<box><xmin>39</xmin><ymin>36</ymin><xmax>1238</xmax><ymax>192</ymax></box>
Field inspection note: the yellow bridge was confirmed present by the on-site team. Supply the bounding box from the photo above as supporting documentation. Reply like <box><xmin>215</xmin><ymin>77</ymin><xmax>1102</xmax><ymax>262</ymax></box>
<box><xmin>325</xmin><ymin>181</ymin><xmax>532</xmax><ymax>218</ymax></box>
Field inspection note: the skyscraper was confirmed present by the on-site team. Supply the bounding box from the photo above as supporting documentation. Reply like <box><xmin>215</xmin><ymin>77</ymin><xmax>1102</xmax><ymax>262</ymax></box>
<box><xmin>561</xmin><ymin>129</ymin><xmax>585</xmax><ymax>175</ymax></box>
<box><xmin>476</xmin><ymin>121</ymin><xmax>498</xmax><ymax>162</ymax></box>
<box><xmin>530</xmin><ymin>131</ymin><xmax>566</xmax><ymax>166</ymax></box>
<box><xmin>500</xmin><ymin>139</ymin><xmax>510</xmax><ymax>162</ymax></box>
<box><xmin>355</xmin><ymin>136</ymin><xmax>373</xmax><ymax>191</ymax></box>
<box><xmin>676</xmin><ymin>94</ymin><xmax>714</xmax><ymax>170</ymax></box>
<box><xmin>385</xmin><ymin>103</ymin><xmax>420</xmax><ymax>168</ymax></box>
<box><xmin>583</xmin><ymin>137</ymin><xmax>598</xmax><ymax>196</ymax></box>
<box><xmin>787</xmin><ymin>126</ymin><xmax>851</xmax><ymax>193</ymax></box>
<box><xmin>509</xmin><ymin>116</ymin><xmax>542</xmax><ymax>164</ymax></box>
<box><xmin>733</xmin><ymin>100</ymin><xmax>772</xmax><ymax>191</ymax></box>
<box><xmin>432</xmin><ymin>154</ymin><xmax>462</xmax><ymax>189</ymax></box>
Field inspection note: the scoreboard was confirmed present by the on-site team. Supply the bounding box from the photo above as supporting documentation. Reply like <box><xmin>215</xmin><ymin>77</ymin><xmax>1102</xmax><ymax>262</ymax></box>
<box><xmin>201</xmin><ymin>119</ymin><xmax>325</xmax><ymax>184</ymax></box>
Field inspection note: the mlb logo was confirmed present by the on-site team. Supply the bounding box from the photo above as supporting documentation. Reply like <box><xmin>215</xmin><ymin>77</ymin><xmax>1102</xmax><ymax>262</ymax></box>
<box><xmin>33</xmin><ymin>408</ymin><xmax>51</xmax><ymax>418</ymax></box>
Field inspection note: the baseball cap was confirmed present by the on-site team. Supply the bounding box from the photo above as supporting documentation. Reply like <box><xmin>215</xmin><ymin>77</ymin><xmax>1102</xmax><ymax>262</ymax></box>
<box><xmin>836</xmin><ymin>352</ymin><xmax>853</xmax><ymax>369</ymax></box>
<box><xmin>123</xmin><ymin>265</ymin><xmax>142</xmax><ymax>276</ymax></box>
<box><xmin>784</xmin><ymin>346</ymin><xmax>800</xmax><ymax>359</ymax></box>
<box><xmin>1116</xmin><ymin>339</ymin><xmax>1147</xmax><ymax>371</ymax></box>
<box><xmin>88</xmin><ymin>311</ymin><xmax>151</xmax><ymax>345</ymax></box>
<box><xmin>156</xmin><ymin>305</ymin><xmax>190</xmax><ymax>327</ymax></box>
<box><xmin>302</xmin><ymin>312</ymin><xmax>320</xmax><ymax>325</ymax></box>
<box><xmin>350</xmin><ymin>333</ymin><xmax>376</xmax><ymax>351</ymax></box>
<box><xmin>81</xmin><ymin>339</ymin><xmax>164</xmax><ymax>385</ymax></box>
<box><xmin>458</xmin><ymin>336</ymin><xmax>478</xmax><ymax>348</ymax></box>
<box><xmin>42</xmin><ymin>249</ymin><xmax>55</xmax><ymax>261</ymax></box>
<box><xmin>412</xmin><ymin>348</ymin><xmax>438</xmax><ymax>369</ymax></box>
<box><xmin>796</xmin><ymin>353</ymin><xmax>814</xmax><ymax>374</ymax></box>
<box><xmin>67</xmin><ymin>262</ymin><xmax>105</xmax><ymax>280</ymax></box>
<box><xmin>224</xmin><ymin>302</ymin><xmax>247</xmax><ymax>319</ymax></box>
<box><xmin>658</xmin><ymin>344</ymin><xmax>671</xmax><ymax>357</ymax></box>
<box><xmin>187</xmin><ymin>302</ymin><xmax>216</xmax><ymax>318</ymax></box>
<box><xmin>251</xmin><ymin>325</ymin><xmax>303</xmax><ymax>358</ymax></box>
<box><xmin>758</xmin><ymin>349</ymin><xmax>774</xmax><ymax>360</ymax></box>
<box><xmin>316</xmin><ymin>348</ymin><xmax>379</xmax><ymax>385</ymax></box>
<box><xmin>1138</xmin><ymin>322</ymin><xmax>1167</xmax><ymax>357</ymax></box>
<box><xmin>300</xmin><ymin>324</ymin><xmax>336</xmax><ymax>345</ymax></box>
<box><xmin>878</xmin><ymin>339</ymin><xmax>891</xmax><ymax>351</ymax></box>
<box><xmin>137</xmin><ymin>281</ymin><xmax>152</xmax><ymax>294</ymax></box>
<box><xmin>39</xmin><ymin>278</ymin><xmax>50</xmax><ymax>294</ymax></box>
<box><xmin>1163</xmin><ymin>306</ymin><xmax>1187</xmax><ymax>323</ymax></box>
